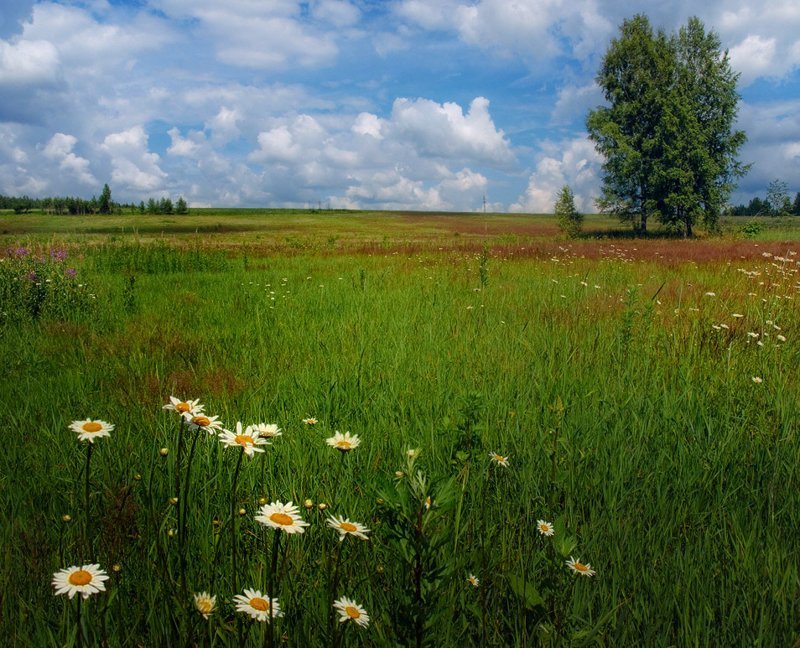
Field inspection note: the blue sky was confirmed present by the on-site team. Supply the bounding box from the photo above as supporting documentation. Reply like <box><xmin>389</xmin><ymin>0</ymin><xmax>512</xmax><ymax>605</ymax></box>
<box><xmin>1</xmin><ymin>0</ymin><xmax>799</xmax><ymax>212</ymax></box>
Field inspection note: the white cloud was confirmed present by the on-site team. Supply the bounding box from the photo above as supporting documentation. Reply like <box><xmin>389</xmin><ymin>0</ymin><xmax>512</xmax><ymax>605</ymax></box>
<box><xmin>102</xmin><ymin>126</ymin><xmax>167</xmax><ymax>193</ymax></box>
<box><xmin>42</xmin><ymin>132</ymin><xmax>96</xmax><ymax>185</ymax></box>
<box><xmin>205</xmin><ymin>106</ymin><xmax>241</xmax><ymax>144</ymax></box>
<box><xmin>0</xmin><ymin>38</ymin><xmax>59</xmax><ymax>85</ymax></box>
<box><xmin>389</xmin><ymin>96</ymin><xmax>514</xmax><ymax>165</ymax></box>
<box><xmin>511</xmin><ymin>136</ymin><xmax>602</xmax><ymax>213</ymax></box>
<box><xmin>729</xmin><ymin>36</ymin><xmax>778</xmax><ymax>84</ymax></box>
<box><xmin>352</xmin><ymin>112</ymin><xmax>384</xmax><ymax>139</ymax></box>
<box><xmin>311</xmin><ymin>0</ymin><xmax>360</xmax><ymax>27</ymax></box>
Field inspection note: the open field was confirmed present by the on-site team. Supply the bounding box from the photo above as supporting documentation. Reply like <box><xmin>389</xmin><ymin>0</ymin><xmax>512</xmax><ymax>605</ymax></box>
<box><xmin>1</xmin><ymin>211</ymin><xmax>799</xmax><ymax>646</ymax></box>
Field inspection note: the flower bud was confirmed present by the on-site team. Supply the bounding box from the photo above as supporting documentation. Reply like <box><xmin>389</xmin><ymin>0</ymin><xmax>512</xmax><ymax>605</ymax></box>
<box><xmin>159</xmin><ymin>447</ymin><xmax>169</xmax><ymax>456</ymax></box>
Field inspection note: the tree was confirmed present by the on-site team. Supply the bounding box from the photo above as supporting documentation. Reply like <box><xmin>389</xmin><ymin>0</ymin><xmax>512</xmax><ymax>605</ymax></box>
<box><xmin>175</xmin><ymin>196</ymin><xmax>188</xmax><ymax>214</ymax></box>
<box><xmin>766</xmin><ymin>179</ymin><xmax>789</xmax><ymax>216</ymax></box>
<box><xmin>554</xmin><ymin>185</ymin><xmax>583</xmax><ymax>238</ymax></box>
<box><xmin>587</xmin><ymin>15</ymin><xmax>747</xmax><ymax>236</ymax></box>
<box><xmin>99</xmin><ymin>183</ymin><xmax>112</xmax><ymax>214</ymax></box>
<box><xmin>793</xmin><ymin>192</ymin><xmax>800</xmax><ymax>216</ymax></box>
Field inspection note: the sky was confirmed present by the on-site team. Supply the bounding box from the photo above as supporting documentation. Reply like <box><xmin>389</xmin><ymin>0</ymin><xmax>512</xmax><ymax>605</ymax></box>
<box><xmin>0</xmin><ymin>0</ymin><xmax>799</xmax><ymax>212</ymax></box>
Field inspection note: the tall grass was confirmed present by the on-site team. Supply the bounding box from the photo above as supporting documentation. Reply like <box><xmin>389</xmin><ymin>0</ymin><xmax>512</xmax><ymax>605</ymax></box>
<box><xmin>1</xmin><ymin>239</ymin><xmax>799</xmax><ymax>645</ymax></box>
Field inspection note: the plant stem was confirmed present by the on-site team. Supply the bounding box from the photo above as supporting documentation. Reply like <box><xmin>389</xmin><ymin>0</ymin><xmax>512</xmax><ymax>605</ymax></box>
<box><xmin>267</xmin><ymin>531</ymin><xmax>281</xmax><ymax>648</ymax></box>
<box><xmin>180</xmin><ymin>428</ymin><xmax>201</xmax><ymax>596</ymax></box>
<box><xmin>231</xmin><ymin>449</ymin><xmax>244</xmax><ymax>596</ymax></box>
<box><xmin>83</xmin><ymin>443</ymin><xmax>94</xmax><ymax>562</ymax></box>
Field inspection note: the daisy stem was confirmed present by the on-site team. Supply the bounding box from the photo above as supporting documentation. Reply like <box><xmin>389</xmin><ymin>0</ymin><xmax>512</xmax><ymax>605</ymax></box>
<box><xmin>267</xmin><ymin>531</ymin><xmax>281</xmax><ymax>648</ymax></box>
<box><xmin>327</xmin><ymin>539</ymin><xmax>345</xmax><ymax>644</ymax></box>
<box><xmin>175</xmin><ymin>416</ymin><xmax>185</xmax><ymax>503</ymax></box>
<box><xmin>83</xmin><ymin>442</ymin><xmax>94</xmax><ymax>561</ymax></box>
<box><xmin>231</xmin><ymin>448</ymin><xmax>244</xmax><ymax>596</ymax></box>
<box><xmin>76</xmin><ymin>595</ymin><xmax>84</xmax><ymax>648</ymax></box>
<box><xmin>180</xmin><ymin>428</ymin><xmax>201</xmax><ymax>596</ymax></box>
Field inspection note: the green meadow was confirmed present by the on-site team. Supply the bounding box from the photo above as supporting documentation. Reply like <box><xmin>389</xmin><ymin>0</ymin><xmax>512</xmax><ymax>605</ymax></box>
<box><xmin>1</xmin><ymin>211</ymin><xmax>799</xmax><ymax>646</ymax></box>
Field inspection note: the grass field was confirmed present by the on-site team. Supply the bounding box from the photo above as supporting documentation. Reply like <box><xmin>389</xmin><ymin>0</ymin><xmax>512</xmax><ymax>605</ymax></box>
<box><xmin>1</xmin><ymin>210</ymin><xmax>799</xmax><ymax>646</ymax></box>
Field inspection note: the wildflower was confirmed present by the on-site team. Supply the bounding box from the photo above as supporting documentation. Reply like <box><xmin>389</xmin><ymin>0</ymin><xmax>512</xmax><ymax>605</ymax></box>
<box><xmin>327</xmin><ymin>515</ymin><xmax>370</xmax><ymax>541</ymax></box>
<box><xmin>489</xmin><ymin>452</ymin><xmax>510</xmax><ymax>468</ymax></box>
<box><xmin>69</xmin><ymin>419</ymin><xmax>114</xmax><ymax>443</ymax></box>
<box><xmin>333</xmin><ymin>597</ymin><xmax>370</xmax><ymax>628</ymax></box>
<box><xmin>186</xmin><ymin>414</ymin><xmax>224</xmax><ymax>435</ymax></box>
<box><xmin>752</xmin><ymin>376</ymin><xmax>763</xmax><ymax>384</ymax></box>
<box><xmin>424</xmin><ymin>496</ymin><xmax>432</xmax><ymax>510</ymax></box>
<box><xmin>302</xmin><ymin>417</ymin><xmax>318</xmax><ymax>425</ymax></box>
<box><xmin>777</xmin><ymin>334</ymin><xmax>787</xmax><ymax>342</ymax></box>
<box><xmin>565</xmin><ymin>556</ymin><xmax>596</xmax><ymax>577</ymax></box>
<box><xmin>704</xmin><ymin>292</ymin><xmax>716</xmax><ymax>297</ymax></box>
<box><xmin>163</xmin><ymin>396</ymin><xmax>204</xmax><ymax>417</ymax></box>
<box><xmin>326</xmin><ymin>431</ymin><xmax>360</xmax><ymax>452</ymax></box>
<box><xmin>406</xmin><ymin>448</ymin><xmax>421</xmax><ymax>459</ymax></box>
<box><xmin>467</xmin><ymin>574</ymin><xmax>480</xmax><ymax>587</ymax></box>
<box><xmin>52</xmin><ymin>564</ymin><xmax>109</xmax><ymax>599</ymax></box>
<box><xmin>194</xmin><ymin>592</ymin><xmax>216</xmax><ymax>619</ymax></box>
<box><xmin>249</xmin><ymin>422</ymin><xmax>282</xmax><ymax>439</ymax></box>
<box><xmin>234</xmin><ymin>589</ymin><xmax>282</xmax><ymax>622</ymax></box>
<box><xmin>732</xmin><ymin>313</ymin><xmax>744</xmax><ymax>318</ymax></box>
<box><xmin>218</xmin><ymin>422</ymin><xmax>271</xmax><ymax>456</ymax></box>
<box><xmin>536</xmin><ymin>520</ymin><xmax>555</xmax><ymax>536</ymax></box>
<box><xmin>747</xmin><ymin>332</ymin><xmax>759</xmax><ymax>338</ymax></box>
<box><xmin>255</xmin><ymin>501</ymin><xmax>309</xmax><ymax>534</ymax></box>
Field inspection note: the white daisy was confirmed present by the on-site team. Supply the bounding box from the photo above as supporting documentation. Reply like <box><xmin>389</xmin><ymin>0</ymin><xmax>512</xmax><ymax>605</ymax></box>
<box><xmin>333</xmin><ymin>597</ymin><xmax>370</xmax><ymax>628</ymax></box>
<box><xmin>218</xmin><ymin>422</ymin><xmax>271</xmax><ymax>456</ymax></box>
<box><xmin>326</xmin><ymin>431</ymin><xmax>360</xmax><ymax>452</ymax></box>
<box><xmin>185</xmin><ymin>413</ymin><xmax>224</xmax><ymax>435</ymax></box>
<box><xmin>163</xmin><ymin>396</ymin><xmax>204</xmax><ymax>417</ymax></box>
<box><xmin>327</xmin><ymin>515</ymin><xmax>370</xmax><ymax>541</ymax></box>
<box><xmin>69</xmin><ymin>420</ymin><xmax>114</xmax><ymax>443</ymax></box>
<box><xmin>52</xmin><ymin>564</ymin><xmax>109</xmax><ymax>599</ymax></box>
<box><xmin>467</xmin><ymin>573</ymin><xmax>480</xmax><ymax>587</ymax></box>
<box><xmin>489</xmin><ymin>452</ymin><xmax>510</xmax><ymax>468</ymax></box>
<box><xmin>233</xmin><ymin>589</ymin><xmax>282</xmax><ymax>622</ymax></box>
<box><xmin>248</xmin><ymin>422</ymin><xmax>282</xmax><ymax>439</ymax></box>
<box><xmin>255</xmin><ymin>501</ymin><xmax>309</xmax><ymax>534</ymax></box>
<box><xmin>302</xmin><ymin>417</ymin><xmax>318</xmax><ymax>425</ymax></box>
<box><xmin>536</xmin><ymin>520</ymin><xmax>555</xmax><ymax>536</ymax></box>
<box><xmin>565</xmin><ymin>556</ymin><xmax>596</xmax><ymax>577</ymax></box>
<box><xmin>194</xmin><ymin>592</ymin><xmax>216</xmax><ymax>619</ymax></box>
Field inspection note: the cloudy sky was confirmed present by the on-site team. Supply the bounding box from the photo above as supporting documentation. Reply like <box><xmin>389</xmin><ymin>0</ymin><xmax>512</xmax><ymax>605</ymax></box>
<box><xmin>1</xmin><ymin>0</ymin><xmax>799</xmax><ymax>212</ymax></box>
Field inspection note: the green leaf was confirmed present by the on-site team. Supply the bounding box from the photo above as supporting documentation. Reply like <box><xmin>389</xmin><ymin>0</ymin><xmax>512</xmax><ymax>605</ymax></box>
<box><xmin>507</xmin><ymin>574</ymin><xmax>545</xmax><ymax>610</ymax></box>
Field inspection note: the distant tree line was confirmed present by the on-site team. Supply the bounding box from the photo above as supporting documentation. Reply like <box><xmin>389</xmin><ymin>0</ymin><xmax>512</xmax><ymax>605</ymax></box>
<box><xmin>729</xmin><ymin>180</ymin><xmax>800</xmax><ymax>217</ymax></box>
<box><xmin>0</xmin><ymin>183</ymin><xmax>188</xmax><ymax>215</ymax></box>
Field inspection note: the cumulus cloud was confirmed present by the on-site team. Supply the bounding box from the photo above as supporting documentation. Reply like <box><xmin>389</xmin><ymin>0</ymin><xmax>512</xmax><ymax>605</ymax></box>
<box><xmin>389</xmin><ymin>97</ymin><xmax>514</xmax><ymax>166</ymax></box>
<box><xmin>0</xmin><ymin>38</ymin><xmax>59</xmax><ymax>85</ymax></box>
<box><xmin>42</xmin><ymin>132</ymin><xmax>96</xmax><ymax>185</ymax></box>
<box><xmin>102</xmin><ymin>126</ymin><xmax>167</xmax><ymax>193</ymax></box>
<box><xmin>510</xmin><ymin>136</ymin><xmax>602</xmax><ymax>213</ymax></box>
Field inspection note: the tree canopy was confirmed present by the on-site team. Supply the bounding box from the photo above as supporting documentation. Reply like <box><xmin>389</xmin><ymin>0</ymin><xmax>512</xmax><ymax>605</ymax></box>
<box><xmin>587</xmin><ymin>15</ymin><xmax>747</xmax><ymax>236</ymax></box>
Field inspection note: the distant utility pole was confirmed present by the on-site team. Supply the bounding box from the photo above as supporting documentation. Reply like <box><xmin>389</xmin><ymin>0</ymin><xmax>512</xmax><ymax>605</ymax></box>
<box><xmin>483</xmin><ymin>195</ymin><xmax>487</xmax><ymax>213</ymax></box>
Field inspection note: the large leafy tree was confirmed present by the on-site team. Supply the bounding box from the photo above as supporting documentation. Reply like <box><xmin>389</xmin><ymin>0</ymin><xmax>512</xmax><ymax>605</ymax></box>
<box><xmin>587</xmin><ymin>15</ymin><xmax>747</xmax><ymax>236</ymax></box>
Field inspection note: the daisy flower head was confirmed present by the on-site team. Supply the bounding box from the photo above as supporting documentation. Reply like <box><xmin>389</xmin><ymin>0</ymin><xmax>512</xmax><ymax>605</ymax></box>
<box><xmin>467</xmin><ymin>573</ymin><xmax>480</xmax><ymax>587</ymax></box>
<box><xmin>326</xmin><ymin>431</ymin><xmax>360</xmax><ymax>452</ymax></box>
<box><xmin>194</xmin><ymin>591</ymin><xmax>216</xmax><ymax>619</ymax></box>
<box><xmin>218</xmin><ymin>422</ymin><xmax>271</xmax><ymax>456</ymax></box>
<box><xmin>565</xmin><ymin>556</ymin><xmax>596</xmax><ymax>577</ymax></box>
<box><xmin>248</xmin><ymin>422</ymin><xmax>282</xmax><ymax>439</ymax></box>
<box><xmin>255</xmin><ymin>501</ymin><xmax>309</xmax><ymax>534</ymax></box>
<box><xmin>333</xmin><ymin>597</ymin><xmax>370</xmax><ymax>628</ymax></box>
<box><xmin>302</xmin><ymin>417</ymin><xmax>318</xmax><ymax>425</ymax></box>
<box><xmin>536</xmin><ymin>520</ymin><xmax>555</xmax><ymax>536</ymax></box>
<box><xmin>186</xmin><ymin>413</ymin><xmax>224</xmax><ymax>435</ymax></box>
<box><xmin>752</xmin><ymin>376</ymin><xmax>763</xmax><ymax>384</ymax></box>
<box><xmin>489</xmin><ymin>452</ymin><xmax>510</xmax><ymax>468</ymax></box>
<box><xmin>233</xmin><ymin>589</ymin><xmax>282</xmax><ymax>622</ymax></box>
<box><xmin>69</xmin><ymin>419</ymin><xmax>114</xmax><ymax>443</ymax></box>
<box><xmin>327</xmin><ymin>515</ymin><xmax>370</xmax><ymax>541</ymax></box>
<box><xmin>163</xmin><ymin>396</ymin><xmax>204</xmax><ymax>417</ymax></box>
<box><xmin>52</xmin><ymin>564</ymin><xmax>109</xmax><ymax>599</ymax></box>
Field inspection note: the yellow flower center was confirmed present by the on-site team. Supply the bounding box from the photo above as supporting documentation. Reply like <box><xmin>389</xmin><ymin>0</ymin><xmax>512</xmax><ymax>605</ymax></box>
<box><xmin>270</xmin><ymin>513</ymin><xmax>294</xmax><ymax>526</ymax></box>
<box><xmin>345</xmin><ymin>606</ymin><xmax>361</xmax><ymax>619</ymax></box>
<box><xmin>249</xmin><ymin>597</ymin><xmax>270</xmax><ymax>612</ymax></box>
<box><xmin>574</xmin><ymin>562</ymin><xmax>588</xmax><ymax>572</ymax></box>
<box><xmin>68</xmin><ymin>570</ymin><xmax>92</xmax><ymax>586</ymax></box>
<box><xmin>337</xmin><ymin>441</ymin><xmax>351</xmax><ymax>450</ymax></box>
<box><xmin>176</xmin><ymin>402</ymin><xmax>191</xmax><ymax>413</ymax></box>
<box><xmin>82</xmin><ymin>422</ymin><xmax>102</xmax><ymax>433</ymax></box>
<box><xmin>235</xmin><ymin>434</ymin><xmax>254</xmax><ymax>446</ymax></box>
<box><xmin>340</xmin><ymin>522</ymin><xmax>358</xmax><ymax>533</ymax></box>
<box><xmin>197</xmin><ymin>599</ymin><xmax>213</xmax><ymax>614</ymax></box>
<box><xmin>192</xmin><ymin>416</ymin><xmax>210</xmax><ymax>426</ymax></box>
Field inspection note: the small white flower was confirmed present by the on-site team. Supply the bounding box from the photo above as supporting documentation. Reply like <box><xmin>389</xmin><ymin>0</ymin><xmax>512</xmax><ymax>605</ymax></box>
<box><xmin>752</xmin><ymin>376</ymin><xmax>763</xmax><ymax>384</ymax></box>
<box><xmin>69</xmin><ymin>419</ymin><xmax>114</xmax><ymax>443</ymax></box>
<box><xmin>255</xmin><ymin>501</ymin><xmax>309</xmax><ymax>534</ymax></box>
<box><xmin>489</xmin><ymin>452</ymin><xmax>510</xmax><ymax>468</ymax></box>
<box><xmin>536</xmin><ymin>520</ymin><xmax>555</xmax><ymax>536</ymax></box>
<box><xmin>565</xmin><ymin>556</ymin><xmax>596</xmax><ymax>577</ymax></box>
<box><xmin>233</xmin><ymin>589</ymin><xmax>282</xmax><ymax>622</ymax></box>
<box><xmin>326</xmin><ymin>431</ymin><xmax>360</xmax><ymax>452</ymax></box>
<box><xmin>327</xmin><ymin>515</ymin><xmax>370</xmax><ymax>541</ymax></box>
<box><xmin>194</xmin><ymin>592</ymin><xmax>216</xmax><ymax>619</ymax></box>
<box><xmin>52</xmin><ymin>564</ymin><xmax>109</xmax><ymax>599</ymax></box>
<box><xmin>333</xmin><ymin>597</ymin><xmax>370</xmax><ymax>628</ymax></box>
<box><xmin>467</xmin><ymin>573</ymin><xmax>480</xmax><ymax>587</ymax></box>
